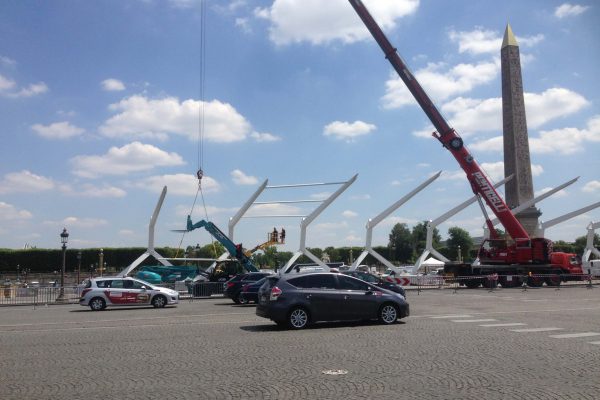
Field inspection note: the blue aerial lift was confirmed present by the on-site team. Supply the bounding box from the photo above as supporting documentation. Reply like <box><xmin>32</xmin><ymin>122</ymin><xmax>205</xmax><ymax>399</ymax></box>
<box><xmin>178</xmin><ymin>216</ymin><xmax>259</xmax><ymax>272</ymax></box>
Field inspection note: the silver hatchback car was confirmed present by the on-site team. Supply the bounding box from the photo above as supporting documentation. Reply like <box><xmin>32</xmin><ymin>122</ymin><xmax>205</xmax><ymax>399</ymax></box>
<box><xmin>79</xmin><ymin>277</ymin><xmax>179</xmax><ymax>311</ymax></box>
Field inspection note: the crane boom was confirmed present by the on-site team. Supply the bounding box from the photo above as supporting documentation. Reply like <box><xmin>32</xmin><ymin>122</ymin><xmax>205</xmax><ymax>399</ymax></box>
<box><xmin>347</xmin><ymin>0</ymin><xmax>529</xmax><ymax>242</ymax></box>
<box><xmin>183</xmin><ymin>216</ymin><xmax>258</xmax><ymax>272</ymax></box>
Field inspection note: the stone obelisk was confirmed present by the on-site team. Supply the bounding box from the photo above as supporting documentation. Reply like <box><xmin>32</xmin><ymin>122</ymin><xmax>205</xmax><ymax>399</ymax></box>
<box><xmin>501</xmin><ymin>24</ymin><xmax>541</xmax><ymax>236</ymax></box>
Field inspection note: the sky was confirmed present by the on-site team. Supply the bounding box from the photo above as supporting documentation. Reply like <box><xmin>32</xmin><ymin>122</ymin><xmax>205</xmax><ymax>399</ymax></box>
<box><xmin>0</xmin><ymin>0</ymin><xmax>599</xmax><ymax>256</ymax></box>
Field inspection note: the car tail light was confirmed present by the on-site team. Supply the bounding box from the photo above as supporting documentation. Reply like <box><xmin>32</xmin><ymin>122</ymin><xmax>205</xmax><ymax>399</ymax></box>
<box><xmin>226</xmin><ymin>282</ymin><xmax>235</xmax><ymax>288</ymax></box>
<box><xmin>270</xmin><ymin>286</ymin><xmax>282</xmax><ymax>301</ymax></box>
<box><xmin>81</xmin><ymin>288</ymin><xmax>91</xmax><ymax>297</ymax></box>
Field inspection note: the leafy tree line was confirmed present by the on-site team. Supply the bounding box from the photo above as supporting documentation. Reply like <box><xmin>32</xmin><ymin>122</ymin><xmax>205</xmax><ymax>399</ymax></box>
<box><xmin>1</xmin><ymin>227</ymin><xmax>597</xmax><ymax>273</ymax></box>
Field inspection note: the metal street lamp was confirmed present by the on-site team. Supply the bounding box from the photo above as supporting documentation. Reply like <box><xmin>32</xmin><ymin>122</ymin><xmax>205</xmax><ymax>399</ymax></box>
<box><xmin>99</xmin><ymin>249</ymin><xmax>104</xmax><ymax>277</ymax></box>
<box><xmin>17</xmin><ymin>264</ymin><xmax>20</xmax><ymax>282</ymax></box>
<box><xmin>59</xmin><ymin>228</ymin><xmax>69</xmax><ymax>300</ymax></box>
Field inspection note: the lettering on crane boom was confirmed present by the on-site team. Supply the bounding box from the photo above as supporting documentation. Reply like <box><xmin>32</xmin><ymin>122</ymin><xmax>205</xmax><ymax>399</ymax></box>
<box><xmin>472</xmin><ymin>172</ymin><xmax>508</xmax><ymax>213</ymax></box>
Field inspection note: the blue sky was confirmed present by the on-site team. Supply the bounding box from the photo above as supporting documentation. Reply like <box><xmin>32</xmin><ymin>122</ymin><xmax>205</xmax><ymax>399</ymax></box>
<box><xmin>0</xmin><ymin>0</ymin><xmax>598</xmax><ymax>253</ymax></box>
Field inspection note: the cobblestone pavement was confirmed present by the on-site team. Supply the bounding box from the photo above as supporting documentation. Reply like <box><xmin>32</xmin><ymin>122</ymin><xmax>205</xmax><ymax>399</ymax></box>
<box><xmin>1</xmin><ymin>286</ymin><xmax>599</xmax><ymax>399</ymax></box>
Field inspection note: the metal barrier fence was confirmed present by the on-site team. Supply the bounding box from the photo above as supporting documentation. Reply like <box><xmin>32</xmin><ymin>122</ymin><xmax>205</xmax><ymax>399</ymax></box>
<box><xmin>0</xmin><ymin>286</ymin><xmax>83</xmax><ymax>306</ymax></box>
<box><xmin>1</xmin><ymin>275</ymin><xmax>596</xmax><ymax>305</ymax></box>
<box><xmin>409</xmin><ymin>273</ymin><xmax>599</xmax><ymax>293</ymax></box>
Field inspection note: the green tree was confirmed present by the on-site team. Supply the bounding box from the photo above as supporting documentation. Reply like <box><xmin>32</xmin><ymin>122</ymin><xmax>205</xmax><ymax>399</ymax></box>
<box><xmin>574</xmin><ymin>234</ymin><xmax>600</xmax><ymax>255</ymax></box>
<box><xmin>388</xmin><ymin>223</ymin><xmax>413</xmax><ymax>263</ymax></box>
<box><xmin>411</xmin><ymin>221</ymin><xmax>441</xmax><ymax>258</ymax></box>
<box><xmin>446</xmin><ymin>226</ymin><xmax>473</xmax><ymax>262</ymax></box>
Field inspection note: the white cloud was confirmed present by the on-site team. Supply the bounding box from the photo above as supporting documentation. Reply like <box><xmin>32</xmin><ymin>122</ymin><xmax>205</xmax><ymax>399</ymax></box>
<box><xmin>323</xmin><ymin>120</ymin><xmax>376</xmax><ymax>141</ymax></box>
<box><xmin>535</xmin><ymin>187</ymin><xmax>568</xmax><ymax>198</ymax></box>
<box><xmin>0</xmin><ymin>74</ymin><xmax>16</xmax><ymax>91</ymax></box>
<box><xmin>246</xmin><ymin>203</ymin><xmax>302</xmax><ymax>217</ymax></box>
<box><xmin>31</xmin><ymin>121</ymin><xmax>84</xmax><ymax>139</ymax></box>
<box><xmin>136</xmin><ymin>173</ymin><xmax>220</xmax><ymax>196</ymax></box>
<box><xmin>554</xmin><ymin>3</ymin><xmax>589</xmax><ymax>18</ymax></box>
<box><xmin>530</xmin><ymin>115</ymin><xmax>600</xmax><ymax>155</ymax></box>
<box><xmin>472</xmin><ymin>115</ymin><xmax>600</xmax><ymax>155</ymax></box>
<box><xmin>71</xmin><ymin>141</ymin><xmax>185</xmax><ymax>178</ymax></box>
<box><xmin>525</xmin><ymin>88</ymin><xmax>588</xmax><ymax>128</ymax></box>
<box><xmin>382</xmin><ymin>60</ymin><xmax>499</xmax><ymax>108</ymax></box>
<box><xmin>76</xmin><ymin>184</ymin><xmax>127</xmax><ymax>198</ymax></box>
<box><xmin>351</xmin><ymin>194</ymin><xmax>371</xmax><ymax>200</ymax></box>
<box><xmin>231</xmin><ymin>169</ymin><xmax>258</xmax><ymax>185</ymax></box>
<box><xmin>0</xmin><ymin>56</ymin><xmax>16</xmax><ymax>67</ymax></box>
<box><xmin>449</xmin><ymin>28</ymin><xmax>544</xmax><ymax>55</ymax></box>
<box><xmin>176</xmin><ymin>204</ymin><xmax>238</xmax><ymax>217</ymax></box>
<box><xmin>441</xmin><ymin>162</ymin><xmax>542</xmax><ymax>183</ymax></box>
<box><xmin>342</xmin><ymin>210</ymin><xmax>358</xmax><ymax>218</ymax></box>
<box><xmin>0</xmin><ymin>202</ymin><xmax>33</xmax><ymax>221</ymax></box>
<box><xmin>0</xmin><ymin>79</ymin><xmax>47</xmax><ymax>98</ymax></box>
<box><xmin>255</xmin><ymin>0</ymin><xmax>419</xmax><ymax>46</ymax></box>
<box><xmin>582</xmin><ymin>180</ymin><xmax>600</xmax><ymax>193</ymax></box>
<box><xmin>60</xmin><ymin>217</ymin><xmax>108</xmax><ymax>229</ymax></box>
<box><xmin>168</xmin><ymin>0</ymin><xmax>201</xmax><ymax>9</ymax></box>
<box><xmin>99</xmin><ymin>95</ymin><xmax>252</xmax><ymax>142</ymax></box>
<box><xmin>101</xmin><ymin>78</ymin><xmax>126</xmax><ymax>91</ymax></box>
<box><xmin>471</xmin><ymin>136</ymin><xmax>503</xmax><ymax>152</ymax></box>
<box><xmin>430</xmin><ymin>87</ymin><xmax>588</xmax><ymax>139</ymax></box>
<box><xmin>311</xmin><ymin>192</ymin><xmax>332</xmax><ymax>200</ymax></box>
<box><xmin>0</xmin><ymin>170</ymin><xmax>55</xmax><ymax>194</ymax></box>
<box><xmin>250</xmin><ymin>131</ymin><xmax>281</xmax><ymax>142</ymax></box>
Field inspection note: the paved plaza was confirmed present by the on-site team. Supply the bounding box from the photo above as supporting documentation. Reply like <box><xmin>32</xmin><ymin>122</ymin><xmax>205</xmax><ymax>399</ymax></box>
<box><xmin>1</xmin><ymin>286</ymin><xmax>599</xmax><ymax>399</ymax></box>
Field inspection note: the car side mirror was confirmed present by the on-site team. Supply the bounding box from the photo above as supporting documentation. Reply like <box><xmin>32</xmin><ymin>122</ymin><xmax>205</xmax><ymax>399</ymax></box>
<box><xmin>141</xmin><ymin>286</ymin><xmax>147</xmax><ymax>290</ymax></box>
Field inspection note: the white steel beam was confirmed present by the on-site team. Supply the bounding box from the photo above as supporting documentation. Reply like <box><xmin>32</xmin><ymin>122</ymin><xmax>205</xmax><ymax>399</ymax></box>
<box><xmin>413</xmin><ymin>175</ymin><xmax>513</xmax><ymax>273</ymax></box>
<box><xmin>282</xmin><ymin>174</ymin><xmax>358</xmax><ymax>273</ymax></box>
<box><xmin>483</xmin><ymin>177</ymin><xmax>579</xmax><ymax>238</ymax></box>
<box><xmin>582</xmin><ymin>221</ymin><xmax>600</xmax><ymax>270</ymax></box>
<box><xmin>118</xmin><ymin>186</ymin><xmax>172</xmax><ymax>277</ymax></box>
<box><xmin>350</xmin><ymin>171</ymin><xmax>441</xmax><ymax>271</ymax></box>
<box><xmin>536</xmin><ymin>201</ymin><xmax>600</xmax><ymax>237</ymax></box>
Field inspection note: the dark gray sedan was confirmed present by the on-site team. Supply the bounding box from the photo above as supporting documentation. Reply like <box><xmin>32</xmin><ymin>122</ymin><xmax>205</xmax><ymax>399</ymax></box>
<box><xmin>256</xmin><ymin>273</ymin><xmax>409</xmax><ymax>329</ymax></box>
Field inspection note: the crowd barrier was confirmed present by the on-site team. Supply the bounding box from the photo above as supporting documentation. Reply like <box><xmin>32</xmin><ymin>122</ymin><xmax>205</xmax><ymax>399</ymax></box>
<box><xmin>408</xmin><ymin>273</ymin><xmax>599</xmax><ymax>293</ymax></box>
<box><xmin>0</xmin><ymin>286</ymin><xmax>83</xmax><ymax>306</ymax></box>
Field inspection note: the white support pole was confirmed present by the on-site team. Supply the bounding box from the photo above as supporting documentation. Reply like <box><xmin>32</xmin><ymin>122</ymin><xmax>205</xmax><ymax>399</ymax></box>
<box><xmin>228</xmin><ymin>179</ymin><xmax>268</xmax><ymax>240</ymax></box>
<box><xmin>282</xmin><ymin>174</ymin><xmax>358</xmax><ymax>273</ymax></box>
<box><xmin>118</xmin><ymin>186</ymin><xmax>172</xmax><ymax>277</ymax></box>
<box><xmin>536</xmin><ymin>201</ymin><xmax>600</xmax><ymax>237</ymax></box>
<box><xmin>582</xmin><ymin>221</ymin><xmax>600</xmax><ymax>269</ymax></box>
<box><xmin>350</xmin><ymin>171</ymin><xmax>441</xmax><ymax>271</ymax></box>
<box><xmin>483</xmin><ymin>177</ymin><xmax>579</xmax><ymax>238</ymax></box>
<box><xmin>413</xmin><ymin>175</ymin><xmax>513</xmax><ymax>273</ymax></box>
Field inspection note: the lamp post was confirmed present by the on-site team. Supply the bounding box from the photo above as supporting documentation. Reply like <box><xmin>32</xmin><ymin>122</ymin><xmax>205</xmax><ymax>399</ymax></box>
<box><xmin>77</xmin><ymin>251</ymin><xmax>82</xmax><ymax>285</ymax></box>
<box><xmin>59</xmin><ymin>228</ymin><xmax>69</xmax><ymax>300</ymax></box>
<box><xmin>99</xmin><ymin>249</ymin><xmax>104</xmax><ymax>277</ymax></box>
<box><xmin>17</xmin><ymin>264</ymin><xmax>20</xmax><ymax>282</ymax></box>
<box><xmin>457</xmin><ymin>245</ymin><xmax>462</xmax><ymax>263</ymax></box>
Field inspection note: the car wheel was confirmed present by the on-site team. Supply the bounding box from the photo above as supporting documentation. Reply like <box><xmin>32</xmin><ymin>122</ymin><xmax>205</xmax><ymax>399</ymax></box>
<box><xmin>151</xmin><ymin>295</ymin><xmax>167</xmax><ymax>308</ymax></box>
<box><xmin>378</xmin><ymin>303</ymin><xmax>398</xmax><ymax>325</ymax></box>
<box><xmin>232</xmin><ymin>291</ymin><xmax>241</xmax><ymax>304</ymax></box>
<box><xmin>238</xmin><ymin>292</ymin><xmax>249</xmax><ymax>304</ymax></box>
<box><xmin>89</xmin><ymin>297</ymin><xmax>106</xmax><ymax>311</ymax></box>
<box><xmin>287</xmin><ymin>307</ymin><xmax>309</xmax><ymax>329</ymax></box>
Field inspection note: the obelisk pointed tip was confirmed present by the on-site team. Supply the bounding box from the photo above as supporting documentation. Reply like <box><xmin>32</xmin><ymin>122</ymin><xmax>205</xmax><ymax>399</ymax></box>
<box><xmin>502</xmin><ymin>24</ymin><xmax>518</xmax><ymax>48</ymax></box>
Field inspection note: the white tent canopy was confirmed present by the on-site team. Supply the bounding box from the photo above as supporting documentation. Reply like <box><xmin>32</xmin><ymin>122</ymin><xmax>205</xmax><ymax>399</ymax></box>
<box><xmin>421</xmin><ymin>257</ymin><xmax>444</xmax><ymax>267</ymax></box>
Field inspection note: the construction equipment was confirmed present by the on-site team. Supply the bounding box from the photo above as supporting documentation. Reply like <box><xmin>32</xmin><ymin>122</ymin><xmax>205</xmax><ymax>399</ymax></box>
<box><xmin>176</xmin><ymin>216</ymin><xmax>258</xmax><ymax>272</ymax></box>
<box><xmin>348</xmin><ymin>0</ymin><xmax>583</xmax><ymax>286</ymax></box>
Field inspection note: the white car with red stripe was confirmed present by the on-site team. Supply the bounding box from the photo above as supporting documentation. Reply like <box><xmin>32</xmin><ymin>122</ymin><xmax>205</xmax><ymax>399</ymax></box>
<box><xmin>79</xmin><ymin>277</ymin><xmax>179</xmax><ymax>311</ymax></box>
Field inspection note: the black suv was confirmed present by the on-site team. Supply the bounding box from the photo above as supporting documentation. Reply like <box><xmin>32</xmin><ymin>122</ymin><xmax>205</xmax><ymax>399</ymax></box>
<box><xmin>224</xmin><ymin>272</ymin><xmax>273</xmax><ymax>304</ymax></box>
<box><xmin>256</xmin><ymin>273</ymin><xmax>409</xmax><ymax>329</ymax></box>
<box><xmin>342</xmin><ymin>270</ymin><xmax>406</xmax><ymax>297</ymax></box>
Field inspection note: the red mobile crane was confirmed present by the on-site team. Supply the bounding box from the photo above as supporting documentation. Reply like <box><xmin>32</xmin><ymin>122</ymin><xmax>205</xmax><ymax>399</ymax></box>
<box><xmin>347</xmin><ymin>0</ymin><xmax>582</xmax><ymax>287</ymax></box>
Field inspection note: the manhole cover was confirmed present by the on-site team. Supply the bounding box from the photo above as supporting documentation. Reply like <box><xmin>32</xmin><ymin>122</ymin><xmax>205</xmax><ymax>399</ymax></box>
<box><xmin>322</xmin><ymin>369</ymin><xmax>348</xmax><ymax>375</ymax></box>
